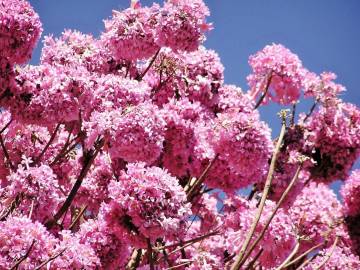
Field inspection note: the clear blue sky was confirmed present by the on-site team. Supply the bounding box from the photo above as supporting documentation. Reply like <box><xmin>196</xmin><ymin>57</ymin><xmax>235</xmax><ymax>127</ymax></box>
<box><xmin>28</xmin><ymin>0</ymin><xmax>360</xmax><ymax>180</ymax></box>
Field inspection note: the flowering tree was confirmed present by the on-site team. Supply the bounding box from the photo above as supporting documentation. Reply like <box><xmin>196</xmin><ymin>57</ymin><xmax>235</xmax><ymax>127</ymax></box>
<box><xmin>0</xmin><ymin>0</ymin><xmax>360</xmax><ymax>269</ymax></box>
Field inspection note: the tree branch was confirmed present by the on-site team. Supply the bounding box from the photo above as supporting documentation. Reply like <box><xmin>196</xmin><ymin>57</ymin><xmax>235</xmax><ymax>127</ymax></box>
<box><xmin>254</xmin><ymin>72</ymin><xmax>273</xmax><ymax>110</ymax></box>
<box><xmin>231</xmin><ymin>111</ymin><xmax>288</xmax><ymax>270</ymax></box>
<box><xmin>238</xmin><ymin>161</ymin><xmax>304</xmax><ymax>267</ymax></box>
<box><xmin>10</xmin><ymin>240</ymin><xmax>35</xmax><ymax>270</ymax></box>
<box><xmin>33</xmin><ymin>123</ymin><xmax>61</xmax><ymax>166</ymax></box>
<box><xmin>34</xmin><ymin>248</ymin><xmax>66</xmax><ymax>270</ymax></box>
<box><xmin>137</xmin><ymin>48</ymin><xmax>161</xmax><ymax>80</ymax></box>
<box><xmin>45</xmin><ymin>138</ymin><xmax>104</xmax><ymax>229</ymax></box>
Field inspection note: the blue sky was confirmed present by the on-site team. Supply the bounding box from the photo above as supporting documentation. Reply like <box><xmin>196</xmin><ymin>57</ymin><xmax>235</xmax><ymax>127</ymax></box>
<box><xmin>28</xmin><ymin>0</ymin><xmax>360</xmax><ymax>180</ymax></box>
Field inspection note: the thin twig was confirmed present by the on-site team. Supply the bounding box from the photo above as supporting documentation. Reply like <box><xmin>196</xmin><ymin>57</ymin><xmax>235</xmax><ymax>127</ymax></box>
<box><xmin>303</xmin><ymin>99</ymin><xmax>318</xmax><ymax>122</ymax></box>
<box><xmin>0</xmin><ymin>194</ymin><xmax>21</xmax><ymax>221</ymax></box>
<box><xmin>244</xmin><ymin>248</ymin><xmax>263</xmax><ymax>270</ymax></box>
<box><xmin>28</xmin><ymin>198</ymin><xmax>35</xmax><ymax>219</ymax></box>
<box><xmin>283</xmin><ymin>242</ymin><xmax>325</xmax><ymax>268</ymax></box>
<box><xmin>314</xmin><ymin>236</ymin><xmax>339</xmax><ymax>270</ymax></box>
<box><xmin>157</xmin><ymin>230</ymin><xmax>219</xmax><ymax>250</ymax></box>
<box><xmin>10</xmin><ymin>240</ymin><xmax>36</xmax><ymax>270</ymax></box>
<box><xmin>0</xmin><ymin>118</ymin><xmax>12</xmax><ymax>134</ymax></box>
<box><xmin>137</xmin><ymin>48</ymin><xmax>161</xmax><ymax>80</ymax></box>
<box><xmin>291</xmin><ymin>102</ymin><xmax>297</xmax><ymax>126</ymax></box>
<box><xmin>33</xmin><ymin>123</ymin><xmax>61</xmax><ymax>165</ymax></box>
<box><xmin>50</xmin><ymin>136</ymin><xmax>80</xmax><ymax>166</ymax></box>
<box><xmin>247</xmin><ymin>185</ymin><xmax>257</xmax><ymax>201</ymax></box>
<box><xmin>165</xmin><ymin>260</ymin><xmax>194</xmax><ymax>270</ymax></box>
<box><xmin>186</xmin><ymin>154</ymin><xmax>218</xmax><ymax>201</ymax></box>
<box><xmin>34</xmin><ymin>248</ymin><xmax>66</xmax><ymax>270</ymax></box>
<box><xmin>296</xmin><ymin>253</ymin><xmax>318</xmax><ymax>270</ymax></box>
<box><xmin>238</xmin><ymin>162</ymin><xmax>304</xmax><ymax>267</ymax></box>
<box><xmin>254</xmin><ymin>72</ymin><xmax>273</xmax><ymax>110</ymax></box>
<box><xmin>156</xmin><ymin>230</ymin><xmax>219</xmax><ymax>253</ymax></box>
<box><xmin>231</xmin><ymin>111</ymin><xmax>288</xmax><ymax>270</ymax></box>
<box><xmin>275</xmin><ymin>239</ymin><xmax>301</xmax><ymax>270</ymax></box>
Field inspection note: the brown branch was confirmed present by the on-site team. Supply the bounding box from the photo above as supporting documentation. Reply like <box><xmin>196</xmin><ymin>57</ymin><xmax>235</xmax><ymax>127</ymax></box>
<box><xmin>10</xmin><ymin>240</ymin><xmax>36</xmax><ymax>270</ymax></box>
<box><xmin>0</xmin><ymin>133</ymin><xmax>14</xmax><ymax>170</ymax></box>
<box><xmin>45</xmin><ymin>138</ymin><xmax>104</xmax><ymax>229</ymax></box>
<box><xmin>137</xmin><ymin>48</ymin><xmax>161</xmax><ymax>80</ymax></box>
<box><xmin>33</xmin><ymin>123</ymin><xmax>61</xmax><ymax>166</ymax></box>
<box><xmin>34</xmin><ymin>248</ymin><xmax>66</xmax><ymax>270</ymax></box>
<box><xmin>147</xmin><ymin>238</ymin><xmax>155</xmax><ymax>270</ymax></box>
<box><xmin>69</xmin><ymin>205</ymin><xmax>88</xmax><ymax>231</ymax></box>
<box><xmin>126</xmin><ymin>249</ymin><xmax>142</xmax><ymax>270</ymax></box>
<box><xmin>254</xmin><ymin>72</ymin><xmax>273</xmax><ymax>110</ymax></box>
<box><xmin>186</xmin><ymin>154</ymin><xmax>218</xmax><ymax>201</ymax></box>
<box><xmin>0</xmin><ymin>118</ymin><xmax>12</xmax><ymax>134</ymax></box>
<box><xmin>231</xmin><ymin>111</ymin><xmax>288</xmax><ymax>270</ymax></box>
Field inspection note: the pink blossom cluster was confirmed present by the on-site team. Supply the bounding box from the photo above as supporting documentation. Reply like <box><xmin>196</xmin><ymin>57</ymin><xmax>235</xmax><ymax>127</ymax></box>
<box><xmin>0</xmin><ymin>0</ymin><xmax>359</xmax><ymax>269</ymax></box>
<box><xmin>288</xmin><ymin>182</ymin><xmax>344</xmax><ymax>250</ymax></box>
<box><xmin>303</xmin><ymin>71</ymin><xmax>346</xmax><ymax>102</ymax></box>
<box><xmin>100</xmin><ymin>162</ymin><xmax>191</xmax><ymax>247</ymax></box>
<box><xmin>1</xmin><ymin>163</ymin><xmax>62</xmax><ymax>221</ymax></box>
<box><xmin>305</xmin><ymin>245</ymin><xmax>360</xmax><ymax>270</ymax></box>
<box><xmin>102</xmin><ymin>4</ymin><xmax>160</xmax><ymax>61</ymax></box>
<box><xmin>204</xmin><ymin>109</ymin><xmax>273</xmax><ymax>192</ymax></box>
<box><xmin>0</xmin><ymin>0</ymin><xmax>42</xmax><ymax>64</ymax></box>
<box><xmin>3</xmin><ymin>64</ymin><xmax>93</xmax><ymax>125</ymax></box>
<box><xmin>302</xmin><ymin>102</ymin><xmax>360</xmax><ymax>182</ymax></box>
<box><xmin>85</xmin><ymin>102</ymin><xmax>166</xmax><ymax>164</ymax></box>
<box><xmin>223</xmin><ymin>196</ymin><xmax>296</xmax><ymax>268</ymax></box>
<box><xmin>247</xmin><ymin>43</ymin><xmax>306</xmax><ymax>105</ymax></box>
<box><xmin>341</xmin><ymin>170</ymin><xmax>360</xmax><ymax>217</ymax></box>
<box><xmin>156</xmin><ymin>0</ymin><xmax>211</xmax><ymax>52</ymax></box>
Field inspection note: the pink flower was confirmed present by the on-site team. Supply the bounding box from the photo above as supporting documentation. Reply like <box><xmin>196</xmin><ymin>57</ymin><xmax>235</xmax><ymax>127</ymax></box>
<box><xmin>303</xmin><ymin>71</ymin><xmax>345</xmax><ymax>103</ymax></box>
<box><xmin>102</xmin><ymin>4</ymin><xmax>160</xmax><ymax>61</ymax></box>
<box><xmin>156</xmin><ymin>0</ymin><xmax>211</xmax><ymax>52</ymax></box>
<box><xmin>288</xmin><ymin>182</ymin><xmax>343</xmax><ymax>251</ymax></box>
<box><xmin>0</xmin><ymin>0</ymin><xmax>42</xmax><ymax>64</ymax></box>
<box><xmin>0</xmin><ymin>216</ymin><xmax>58</xmax><ymax>269</ymax></box>
<box><xmin>247</xmin><ymin>44</ymin><xmax>306</xmax><ymax>105</ymax></box>
<box><xmin>223</xmin><ymin>196</ymin><xmax>296</xmax><ymax>268</ymax></box>
<box><xmin>1</xmin><ymin>163</ymin><xmax>62</xmax><ymax>221</ymax></box>
<box><xmin>341</xmin><ymin>170</ymin><xmax>360</xmax><ymax>217</ymax></box>
<box><xmin>302</xmin><ymin>102</ymin><xmax>360</xmax><ymax>182</ymax></box>
<box><xmin>101</xmin><ymin>162</ymin><xmax>191</xmax><ymax>247</ymax></box>
<box><xmin>205</xmin><ymin>110</ymin><xmax>273</xmax><ymax>191</ymax></box>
